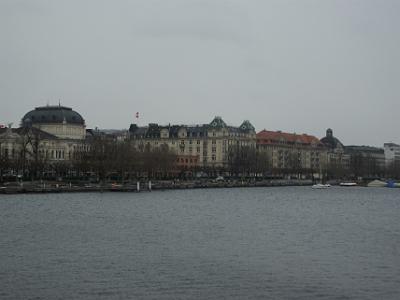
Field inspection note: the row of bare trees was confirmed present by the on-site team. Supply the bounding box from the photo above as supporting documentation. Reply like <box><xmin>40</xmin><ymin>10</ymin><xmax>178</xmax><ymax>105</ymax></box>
<box><xmin>348</xmin><ymin>153</ymin><xmax>385</xmax><ymax>179</ymax></box>
<box><xmin>73</xmin><ymin>139</ymin><xmax>177</xmax><ymax>181</ymax></box>
<box><xmin>227</xmin><ymin>146</ymin><xmax>321</xmax><ymax>179</ymax></box>
<box><xmin>327</xmin><ymin>153</ymin><xmax>387</xmax><ymax>180</ymax></box>
<box><xmin>228</xmin><ymin>146</ymin><xmax>400</xmax><ymax>180</ymax></box>
<box><xmin>0</xmin><ymin>127</ymin><xmax>51</xmax><ymax>182</ymax></box>
<box><xmin>386</xmin><ymin>161</ymin><xmax>400</xmax><ymax>179</ymax></box>
<box><xmin>2</xmin><ymin>129</ymin><xmax>400</xmax><ymax>182</ymax></box>
<box><xmin>227</xmin><ymin>145</ymin><xmax>271</xmax><ymax>177</ymax></box>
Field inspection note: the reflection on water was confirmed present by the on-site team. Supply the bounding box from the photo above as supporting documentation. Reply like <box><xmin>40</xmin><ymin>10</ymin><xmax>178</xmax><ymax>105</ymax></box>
<box><xmin>1</xmin><ymin>187</ymin><xmax>400</xmax><ymax>299</ymax></box>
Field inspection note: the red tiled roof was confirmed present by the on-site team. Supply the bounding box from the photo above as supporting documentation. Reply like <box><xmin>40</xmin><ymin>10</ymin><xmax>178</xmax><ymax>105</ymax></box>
<box><xmin>257</xmin><ymin>130</ymin><xmax>322</xmax><ymax>146</ymax></box>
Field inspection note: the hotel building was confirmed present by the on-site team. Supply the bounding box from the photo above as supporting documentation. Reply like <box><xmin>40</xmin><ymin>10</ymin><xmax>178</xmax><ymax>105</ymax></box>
<box><xmin>128</xmin><ymin>116</ymin><xmax>256</xmax><ymax>169</ymax></box>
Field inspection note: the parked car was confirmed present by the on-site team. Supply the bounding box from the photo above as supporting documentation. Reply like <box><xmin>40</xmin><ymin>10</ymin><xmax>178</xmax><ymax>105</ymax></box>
<box><xmin>215</xmin><ymin>176</ymin><xmax>224</xmax><ymax>182</ymax></box>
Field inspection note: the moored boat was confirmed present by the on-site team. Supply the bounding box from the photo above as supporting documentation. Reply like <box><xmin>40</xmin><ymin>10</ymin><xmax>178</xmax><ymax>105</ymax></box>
<box><xmin>339</xmin><ymin>182</ymin><xmax>357</xmax><ymax>187</ymax></box>
<box><xmin>312</xmin><ymin>183</ymin><xmax>331</xmax><ymax>189</ymax></box>
<box><xmin>367</xmin><ymin>180</ymin><xmax>387</xmax><ymax>187</ymax></box>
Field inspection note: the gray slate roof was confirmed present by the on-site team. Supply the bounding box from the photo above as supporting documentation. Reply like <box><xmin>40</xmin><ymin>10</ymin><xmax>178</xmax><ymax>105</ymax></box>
<box><xmin>22</xmin><ymin>106</ymin><xmax>85</xmax><ymax>125</ymax></box>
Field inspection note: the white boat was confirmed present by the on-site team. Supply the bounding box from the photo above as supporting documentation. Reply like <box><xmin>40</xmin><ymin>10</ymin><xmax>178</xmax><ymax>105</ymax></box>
<box><xmin>312</xmin><ymin>183</ymin><xmax>331</xmax><ymax>189</ymax></box>
<box><xmin>367</xmin><ymin>180</ymin><xmax>387</xmax><ymax>187</ymax></box>
<box><xmin>339</xmin><ymin>182</ymin><xmax>357</xmax><ymax>187</ymax></box>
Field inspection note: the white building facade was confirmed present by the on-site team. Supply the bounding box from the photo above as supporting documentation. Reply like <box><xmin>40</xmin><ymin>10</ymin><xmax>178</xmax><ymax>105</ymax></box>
<box><xmin>384</xmin><ymin>143</ymin><xmax>400</xmax><ymax>167</ymax></box>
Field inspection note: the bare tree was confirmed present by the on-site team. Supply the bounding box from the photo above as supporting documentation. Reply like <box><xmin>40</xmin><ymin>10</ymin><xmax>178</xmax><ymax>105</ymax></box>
<box><xmin>254</xmin><ymin>150</ymin><xmax>272</xmax><ymax>177</ymax></box>
<box><xmin>0</xmin><ymin>149</ymin><xmax>11</xmax><ymax>183</ymax></box>
<box><xmin>228</xmin><ymin>145</ymin><xmax>257</xmax><ymax>177</ymax></box>
<box><xmin>386</xmin><ymin>161</ymin><xmax>400</xmax><ymax>179</ymax></box>
<box><xmin>140</xmin><ymin>143</ymin><xmax>177</xmax><ymax>179</ymax></box>
<box><xmin>17</xmin><ymin>126</ymin><xmax>50</xmax><ymax>180</ymax></box>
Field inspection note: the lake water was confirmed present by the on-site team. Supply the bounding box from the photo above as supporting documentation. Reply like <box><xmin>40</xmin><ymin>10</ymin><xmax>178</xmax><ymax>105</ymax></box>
<box><xmin>1</xmin><ymin>187</ymin><xmax>399</xmax><ymax>299</ymax></box>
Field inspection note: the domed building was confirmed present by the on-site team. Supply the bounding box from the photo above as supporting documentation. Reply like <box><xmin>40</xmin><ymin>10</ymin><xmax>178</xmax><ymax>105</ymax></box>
<box><xmin>1</xmin><ymin>105</ymin><xmax>88</xmax><ymax>175</ymax></box>
<box><xmin>320</xmin><ymin>128</ymin><xmax>344</xmax><ymax>151</ymax></box>
<box><xmin>22</xmin><ymin>105</ymin><xmax>86</xmax><ymax>140</ymax></box>
<box><xmin>320</xmin><ymin>128</ymin><xmax>350</xmax><ymax>171</ymax></box>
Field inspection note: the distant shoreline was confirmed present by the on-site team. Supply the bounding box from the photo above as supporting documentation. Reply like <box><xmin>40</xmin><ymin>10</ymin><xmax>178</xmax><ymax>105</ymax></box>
<box><xmin>1</xmin><ymin>179</ymin><xmax>317</xmax><ymax>195</ymax></box>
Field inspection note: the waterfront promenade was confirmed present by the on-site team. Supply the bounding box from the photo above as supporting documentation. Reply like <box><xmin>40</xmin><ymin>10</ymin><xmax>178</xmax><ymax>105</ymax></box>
<box><xmin>0</xmin><ymin>179</ymin><xmax>313</xmax><ymax>194</ymax></box>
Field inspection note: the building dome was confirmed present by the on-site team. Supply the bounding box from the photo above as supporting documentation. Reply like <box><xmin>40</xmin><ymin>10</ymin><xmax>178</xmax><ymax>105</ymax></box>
<box><xmin>21</xmin><ymin>105</ymin><xmax>86</xmax><ymax>140</ymax></box>
<box><xmin>320</xmin><ymin>128</ymin><xmax>344</xmax><ymax>150</ymax></box>
<box><xmin>22</xmin><ymin>106</ymin><xmax>85</xmax><ymax>126</ymax></box>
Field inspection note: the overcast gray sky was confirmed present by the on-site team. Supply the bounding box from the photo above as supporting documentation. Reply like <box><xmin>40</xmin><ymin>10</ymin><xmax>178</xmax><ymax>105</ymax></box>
<box><xmin>1</xmin><ymin>0</ymin><xmax>399</xmax><ymax>146</ymax></box>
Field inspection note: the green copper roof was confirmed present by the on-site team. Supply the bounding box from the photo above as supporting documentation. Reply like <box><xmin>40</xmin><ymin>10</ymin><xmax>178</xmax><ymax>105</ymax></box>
<box><xmin>239</xmin><ymin>120</ymin><xmax>255</xmax><ymax>131</ymax></box>
<box><xmin>209</xmin><ymin>116</ymin><xmax>227</xmax><ymax>128</ymax></box>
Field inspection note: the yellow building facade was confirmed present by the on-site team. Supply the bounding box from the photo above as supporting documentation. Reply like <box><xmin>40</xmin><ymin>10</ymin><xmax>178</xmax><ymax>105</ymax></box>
<box><xmin>129</xmin><ymin>117</ymin><xmax>256</xmax><ymax>169</ymax></box>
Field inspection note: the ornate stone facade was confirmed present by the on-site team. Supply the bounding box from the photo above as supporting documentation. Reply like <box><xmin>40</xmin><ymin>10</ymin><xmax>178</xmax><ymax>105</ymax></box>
<box><xmin>129</xmin><ymin>116</ymin><xmax>256</xmax><ymax>169</ymax></box>
<box><xmin>320</xmin><ymin>128</ymin><xmax>350</xmax><ymax>170</ymax></box>
<box><xmin>0</xmin><ymin>106</ymin><xmax>87</xmax><ymax>167</ymax></box>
